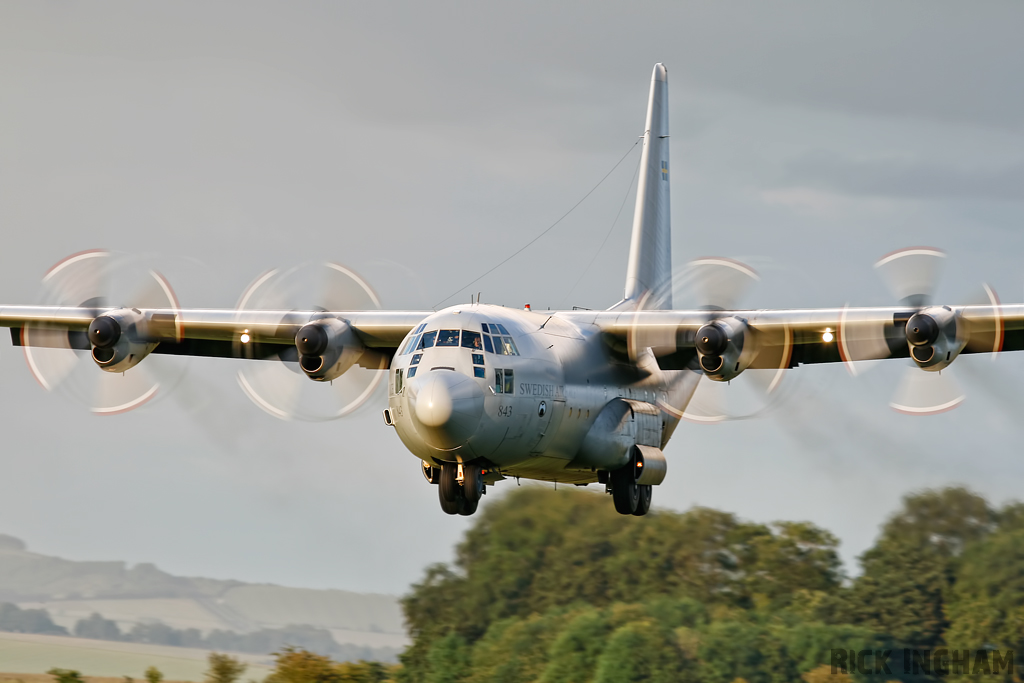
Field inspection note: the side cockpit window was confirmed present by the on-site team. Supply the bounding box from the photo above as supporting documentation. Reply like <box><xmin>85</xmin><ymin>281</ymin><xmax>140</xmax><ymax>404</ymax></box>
<box><xmin>481</xmin><ymin>322</ymin><xmax>519</xmax><ymax>356</ymax></box>
<box><xmin>400</xmin><ymin>323</ymin><xmax>428</xmax><ymax>355</ymax></box>
<box><xmin>494</xmin><ymin>368</ymin><xmax>514</xmax><ymax>394</ymax></box>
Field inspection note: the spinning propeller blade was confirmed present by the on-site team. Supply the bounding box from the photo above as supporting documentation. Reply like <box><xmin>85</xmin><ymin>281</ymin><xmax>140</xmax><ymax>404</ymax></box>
<box><xmin>23</xmin><ymin>250</ymin><xmax>185</xmax><ymax>414</ymax></box>
<box><xmin>235</xmin><ymin>262</ymin><xmax>386</xmax><ymax>421</ymax></box>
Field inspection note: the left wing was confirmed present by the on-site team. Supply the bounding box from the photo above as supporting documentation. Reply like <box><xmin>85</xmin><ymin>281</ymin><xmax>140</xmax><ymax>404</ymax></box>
<box><xmin>567</xmin><ymin>303</ymin><xmax>1024</xmax><ymax>374</ymax></box>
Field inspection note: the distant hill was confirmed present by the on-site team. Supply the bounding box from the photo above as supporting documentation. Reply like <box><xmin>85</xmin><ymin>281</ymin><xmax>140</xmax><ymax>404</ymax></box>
<box><xmin>0</xmin><ymin>535</ymin><xmax>236</xmax><ymax>602</ymax></box>
<box><xmin>0</xmin><ymin>535</ymin><xmax>406</xmax><ymax>651</ymax></box>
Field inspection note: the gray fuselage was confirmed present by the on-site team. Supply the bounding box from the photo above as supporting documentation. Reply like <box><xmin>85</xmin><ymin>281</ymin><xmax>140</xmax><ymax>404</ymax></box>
<box><xmin>387</xmin><ymin>304</ymin><xmax>697</xmax><ymax>485</ymax></box>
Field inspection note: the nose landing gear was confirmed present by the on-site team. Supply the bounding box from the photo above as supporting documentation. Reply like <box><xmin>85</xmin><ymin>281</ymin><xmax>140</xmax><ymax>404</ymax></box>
<box><xmin>437</xmin><ymin>462</ymin><xmax>484</xmax><ymax>516</ymax></box>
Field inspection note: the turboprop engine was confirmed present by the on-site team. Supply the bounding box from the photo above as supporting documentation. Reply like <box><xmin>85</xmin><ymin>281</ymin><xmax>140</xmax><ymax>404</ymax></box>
<box><xmin>694</xmin><ymin>317</ymin><xmax>754</xmax><ymax>382</ymax></box>
<box><xmin>905</xmin><ymin>305</ymin><xmax>966</xmax><ymax>371</ymax></box>
<box><xmin>294</xmin><ymin>317</ymin><xmax>365</xmax><ymax>382</ymax></box>
<box><xmin>88</xmin><ymin>308</ymin><xmax>159</xmax><ymax>373</ymax></box>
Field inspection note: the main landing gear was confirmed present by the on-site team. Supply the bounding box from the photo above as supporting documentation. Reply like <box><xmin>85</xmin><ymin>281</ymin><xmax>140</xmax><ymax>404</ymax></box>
<box><xmin>424</xmin><ymin>461</ymin><xmax>484</xmax><ymax>516</ymax></box>
<box><xmin>608</xmin><ymin>450</ymin><xmax>652</xmax><ymax>516</ymax></box>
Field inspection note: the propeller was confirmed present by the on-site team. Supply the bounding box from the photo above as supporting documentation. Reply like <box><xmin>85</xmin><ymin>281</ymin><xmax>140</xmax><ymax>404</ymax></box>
<box><xmin>849</xmin><ymin>246</ymin><xmax>1002</xmax><ymax>415</ymax></box>
<box><xmin>234</xmin><ymin>262</ymin><xmax>387</xmax><ymax>421</ymax></box>
<box><xmin>636</xmin><ymin>258</ymin><xmax>798</xmax><ymax>424</ymax></box>
<box><xmin>22</xmin><ymin>250</ymin><xmax>186</xmax><ymax>415</ymax></box>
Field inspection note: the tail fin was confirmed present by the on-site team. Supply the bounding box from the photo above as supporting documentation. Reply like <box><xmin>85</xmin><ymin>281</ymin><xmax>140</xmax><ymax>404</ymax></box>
<box><xmin>623</xmin><ymin>63</ymin><xmax>672</xmax><ymax>309</ymax></box>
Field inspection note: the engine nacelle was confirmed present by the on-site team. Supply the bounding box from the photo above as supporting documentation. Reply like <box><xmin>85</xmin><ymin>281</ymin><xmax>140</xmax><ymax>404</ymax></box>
<box><xmin>88</xmin><ymin>308</ymin><xmax>158</xmax><ymax>373</ymax></box>
<box><xmin>294</xmin><ymin>317</ymin><xmax>364</xmax><ymax>382</ymax></box>
<box><xmin>694</xmin><ymin>317</ymin><xmax>754</xmax><ymax>382</ymax></box>
<box><xmin>905</xmin><ymin>306</ymin><xmax>966</xmax><ymax>371</ymax></box>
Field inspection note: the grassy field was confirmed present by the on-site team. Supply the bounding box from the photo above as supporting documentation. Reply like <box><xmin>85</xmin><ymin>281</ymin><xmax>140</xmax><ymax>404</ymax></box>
<box><xmin>0</xmin><ymin>633</ymin><xmax>273</xmax><ymax>681</ymax></box>
<box><xmin>0</xmin><ymin>675</ymin><xmax>195</xmax><ymax>683</ymax></box>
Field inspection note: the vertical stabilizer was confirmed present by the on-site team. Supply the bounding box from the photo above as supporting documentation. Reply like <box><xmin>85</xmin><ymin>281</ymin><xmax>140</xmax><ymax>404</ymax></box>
<box><xmin>623</xmin><ymin>63</ymin><xmax>671</xmax><ymax>309</ymax></box>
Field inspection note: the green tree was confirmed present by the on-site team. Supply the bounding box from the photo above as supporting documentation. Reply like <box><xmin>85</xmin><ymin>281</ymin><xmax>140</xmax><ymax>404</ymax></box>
<box><xmin>266</xmin><ymin>647</ymin><xmax>344</xmax><ymax>683</ymax></box>
<box><xmin>73</xmin><ymin>612</ymin><xmax>123</xmax><ymax>641</ymax></box>
<box><xmin>144</xmin><ymin>667</ymin><xmax>164</xmax><ymax>683</ymax></box>
<box><xmin>882</xmin><ymin>486</ymin><xmax>996</xmax><ymax>557</ymax></box>
<box><xmin>0</xmin><ymin>603</ymin><xmax>68</xmax><ymax>635</ymax></box>
<box><xmin>742</xmin><ymin>522</ymin><xmax>842</xmax><ymax>609</ymax></box>
<box><xmin>840</xmin><ymin>487</ymin><xmax>996</xmax><ymax>648</ymax></box>
<box><xmin>593</xmin><ymin>619</ymin><xmax>689</xmax><ymax>683</ymax></box>
<box><xmin>539</xmin><ymin>609</ymin><xmax>612</xmax><ymax>683</ymax></box>
<box><xmin>695</xmin><ymin>620</ymin><xmax>769</xmax><ymax>683</ymax></box>
<box><xmin>47</xmin><ymin>669</ymin><xmax>85</xmax><ymax>683</ymax></box>
<box><xmin>945</xmin><ymin>526</ymin><xmax>1024</xmax><ymax>654</ymax></box>
<box><xmin>424</xmin><ymin>632</ymin><xmax>469</xmax><ymax>683</ymax></box>
<box><xmin>336</xmin><ymin>661</ymin><xmax>395</xmax><ymax>683</ymax></box>
<box><xmin>467</xmin><ymin>610</ymin><xmax>570</xmax><ymax>683</ymax></box>
<box><xmin>843</xmin><ymin>535</ymin><xmax>949</xmax><ymax>647</ymax></box>
<box><xmin>206</xmin><ymin>652</ymin><xmax>247</xmax><ymax>683</ymax></box>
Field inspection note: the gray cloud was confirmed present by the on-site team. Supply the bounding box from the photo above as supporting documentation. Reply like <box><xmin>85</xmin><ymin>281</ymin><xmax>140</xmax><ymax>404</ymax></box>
<box><xmin>784</xmin><ymin>152</ymin><xmax>1024</xmax><ymax>202</ymax></box>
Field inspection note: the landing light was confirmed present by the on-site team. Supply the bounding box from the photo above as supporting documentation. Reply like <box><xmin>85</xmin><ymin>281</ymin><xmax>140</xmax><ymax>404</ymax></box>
<box><xmin>822</xmin><ymin>328</ymin><xmax>834</xmax><ymax>343</ymax></box>
<box><xmin>240</xmin><ymin>330</ymin><xmax>251</xmax><ymax>344</ymax></box>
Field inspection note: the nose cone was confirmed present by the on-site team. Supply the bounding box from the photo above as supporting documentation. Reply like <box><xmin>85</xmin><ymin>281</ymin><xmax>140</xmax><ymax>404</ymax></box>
<box><xmin>411</xmin><ymin>371</ymin><xmax>484</xmax><ymax>450</ymax></box>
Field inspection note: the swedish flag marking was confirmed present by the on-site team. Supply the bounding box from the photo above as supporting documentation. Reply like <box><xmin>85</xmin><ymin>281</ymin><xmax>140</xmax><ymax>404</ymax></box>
<box><xmin>661</xmin><ymin>161</ymin><xmax>668</xmax><ymax>180</ymax></box>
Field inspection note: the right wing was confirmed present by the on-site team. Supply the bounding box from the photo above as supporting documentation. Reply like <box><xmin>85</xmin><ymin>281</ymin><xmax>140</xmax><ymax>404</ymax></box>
<box><xmin>1</xmin><ymin>305</ymin><xmax>428</xmax><ymax>367</ymax></box>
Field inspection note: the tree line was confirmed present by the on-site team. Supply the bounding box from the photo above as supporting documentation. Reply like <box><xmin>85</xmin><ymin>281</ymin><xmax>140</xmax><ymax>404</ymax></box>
<box><xmin>396</xmin><ymin>485</ymin><xmax>1024</xmax><ymax>683</ymax></box>
<box><xmin>0</xmin><ymin>603</ymin><xmax>398</xmax><ymax>663</ymax></box>
<box><xmin>48</xmin><ymin>648</ymin><xmax>397</xmax><ymax>683</ymax></box>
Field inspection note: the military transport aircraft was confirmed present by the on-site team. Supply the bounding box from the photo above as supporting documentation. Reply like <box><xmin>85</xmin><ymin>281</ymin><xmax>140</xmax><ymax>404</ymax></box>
<box><xmin>2</xmin><ymin>64</ymin><xmax>1021</xmax><ymax>517</ymax></box>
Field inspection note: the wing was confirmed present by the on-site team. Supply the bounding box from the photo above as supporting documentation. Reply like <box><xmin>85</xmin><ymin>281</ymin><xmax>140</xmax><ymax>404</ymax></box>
<box><xmin>0</xmin><ymin>305</ymin><xmax>428</xmax><ymax>368</ymax></box>
<box><xmin>567</xmin><ymin>304</ymin><xmax>1024</xmax><ymax>372</ymax></box>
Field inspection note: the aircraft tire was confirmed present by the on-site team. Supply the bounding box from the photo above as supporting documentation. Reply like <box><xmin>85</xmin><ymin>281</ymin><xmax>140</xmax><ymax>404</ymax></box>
<box><xmin>439</xmin><ymin>462</ymin><xmax>459</xmax><ymax>503</ymax></box>
<box><xmin>457</xmin><ymin>497</ymin><xmax>479</xmax><ymax>516</ymax></box>
<box><xmin>632</xmin><ymin>485</ymin><xmax>652</xmax><ymax>516</ymax></box>
<box><xmin>439</xmin><ymin>462</ymin><xmax>461</xmax><ymax>514</ymax></box>
<box><xmin>439</xmin><ymin>488</ymin><xmax>461</xmax><ymax>515</ymax></box>
<box><xmin>610</xmin><ymin>467</ymin><xmax>639</xmax><ymax>515</ymax></box>
<box><xmin>463</xmin><ymin>465</ymin><xmax>484</xmax><ymax>503</ymax></box>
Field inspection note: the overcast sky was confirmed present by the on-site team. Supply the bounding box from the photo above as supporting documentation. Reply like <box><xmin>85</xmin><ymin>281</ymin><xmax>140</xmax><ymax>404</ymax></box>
<box><xmin>1</xmin><ymin>1</ymin><xmax>1023</xmax><ymax>595</ymax></box>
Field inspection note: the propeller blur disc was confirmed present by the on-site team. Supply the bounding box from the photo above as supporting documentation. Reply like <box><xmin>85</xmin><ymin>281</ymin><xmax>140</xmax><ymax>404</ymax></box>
<box><xmin>23</xmin><ymin>250</ymin><xmax>185</xmax><ymax>414</ymax></box>
<box><xmin>874</xmin><ymin>247</ymin><xmax>945</xmax><ymax>307</ymax></box>
<box><xmin>235</xmin><ymin>262</ymin><xmax>386</xmax><ymax>421</ymax></box>
<box><xmin>640</xmin><ymin>258</ymin><xmax>796</xmax><ymax>424</ymax></box>
<box><xmin>890</xmin><ymin>365</ymin><xmax>965</xmax><ymax>415</ymax></box>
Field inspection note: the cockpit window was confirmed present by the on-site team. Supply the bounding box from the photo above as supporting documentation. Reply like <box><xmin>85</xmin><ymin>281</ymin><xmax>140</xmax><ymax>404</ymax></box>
<box><xmin>401</xmin><ymin>334</ymin><xmax>421</xmax><ymax>355</ymax></box>
<box><xmin>461</xmin><ymin>331</ymin><xmax>482</xmax><ymax>350</ymax></box>
<box><xmin>494</xmin><ymin>368</ymin><xmax>514</xmax><ymax>394</ymax></box>
<box><xmin>480</xmin><ymin>322</ymin><xmax>520</xmax><ymax>356</ymax></box>
<box><xmin>436</xmin><ymin>329</ymin><xmax>460</xmax><ymax>347</ymax></box>
<box><xmin>419</xmin><ymin>331</ymin><xmax>437</xmax><ymax>349</ymax></box>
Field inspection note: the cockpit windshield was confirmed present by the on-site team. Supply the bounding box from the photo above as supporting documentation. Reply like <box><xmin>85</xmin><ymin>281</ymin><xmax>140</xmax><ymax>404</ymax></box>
<box><xmin>402</xmin><ymin>325</ymin><xmax>518</xmax><ymax>356</ymax></box>
<box><xmin>435</xmin><ymin>329</ymin><xmax>460</xmax><ymax>347</ymax></box>
<box><xmin>419</xmin><ymin>330</ymin><xmax>437</xmax><ymax>349</ymax></box>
